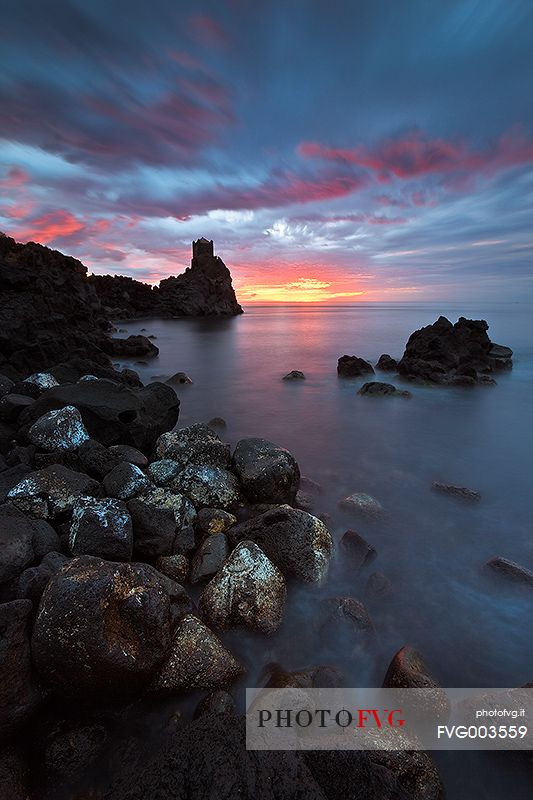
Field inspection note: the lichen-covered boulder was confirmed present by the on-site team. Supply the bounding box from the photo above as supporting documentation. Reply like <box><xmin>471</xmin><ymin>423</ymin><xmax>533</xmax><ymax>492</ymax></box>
<box><xmin>155</xmin><ymin>423</ymin><xmax>230</xmax><ymax>469</ymax></box>
<box><xmin>28</xmin><ymin>405</ymin><xmax>89</xmax><ymax>451</ymax></box>
<box><xmin>31</xmin><ymin>556</ymin><xmax>174</xmax><ymax>696</ymax></box>
<box><xmin>228</xmin><ymin>506</ymin><xmax>332</xmax><ymax>584</ymax></box>
<box><xmin>232</xmin><ymin>438</ymin><xmax>300</xmax><ymax>504</ymax></box>
<box><xmin>196</xmin><ymin>507</ymin><xmax>237</xmax><ymax>536</ymax></box>
<box><xmin>7</xmin><ymin>465</ymin><xmax>100</xmax><ymax>519</ymax></box>
<box><xmin>199</xmin><ymin>541</ymin><xmax>286</xmax><ymax>635</ymax></box>
<box><xmin>128</xmin><ymin>487</ymin><xmax>196</xmax><ymax>558</ymax></box>
<box><xmin>149</xmin><ymin>615</ymin><xmax>243</xmax><ymax>693</ymax></box>
<box><xmin>102</xmin><ymin>462</ymin><xmax>151</xmax><ymax>500</ymax></box>
<box><xmin>69</xmin><ymin>496</ymin><xmax>133</xmax><ymax>561</ymax></box>
<box><xmin>147</xmin><ymin>459</ymin><xmax>182</xmax><ymax>486</ymax></box>
<box><xmin>171</xmin><ymin>464</ymin><xmax>243</xmax><ymax>510</ymax></box>
<box><xmin>190</xmin><ymin>533</ymin><xmax>229</xmax><ymax>584</ymax></box>
<box><xmin>0</xmin><ymin>600</ymin><xmax>42</xmax><ymax>738</ymax></box>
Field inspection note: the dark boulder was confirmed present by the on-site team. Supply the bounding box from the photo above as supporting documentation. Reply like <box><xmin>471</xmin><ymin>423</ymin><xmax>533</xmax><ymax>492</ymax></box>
<box><xmin>128</xmin><ymin>487</ymin><xmax>196</xmax><ymax>558</ymax></box>
<box><xmin>103</xmin><ymin>335</ymin><xmax>158</xmax><ymax>359</ymax></box>
<box><xmin>193</xmin><ymin>689</ymin><xmax>236</xmax><ymax>719</ymax></box>
<box><xmin>196</xmin><ymin>507</ymin><xmax>237</xmax><ymax>535</ymax></box>
<box><xmin>365</xmin><ymin>571</ymin><xmax>393</xmax><ymax>601</ymax></box>
<box><xmin>397</xmin><ymin>316</ymin><xmax>513</xmax><ymax>384</ymax></box>
<box><xmin>19</xmin><ymin>379</ymin><xmax>180</xmax><ymax>451</ymax></box>
<box><xmin>337</xmin><ymin>355</ymin><xmax>375</xmax><ymax>377</ymax></box>
<box><xmin>190</xmin><ymin>532</ymin><xmax>229</xmax><ymax>584</ymax></box>
<box><xmin>0</xmin><ymin>504</ymin><xmax>59</xmax><ymax>583</ymax></box>
<box><xmin>31</xmin><ymin>556</ymin><xmax>174</xmax><ymax>696</ymax></box>
<box><xmin>147</xmin><ymin>458</ymin><xmax>182</xmax><ymax>486</ymax></box>
<box><xmin>69</xmin><ymin>496</ymin><xmax>133</xmax><ymax>560</ymax></box>
<box><xmin>484</xmin><ymin>556</ymin><xmax>533</xmax><ymax>588</ymax></box>
<box><xmin>78</xmin><ymin>438</ymin><xmax>121</xmax><ymax>479</ymax></box>
<box><xmin>155</xmin><ymin>554</ymin><xmax>189</xmax><ymax>584</ymax></box>
<box><xmin>0</xmin><ymin>746</ymin><xmax>30</xmax><ymax>800</ymax></box>
<box><xmin>228</xmin><ymin>505</ymin><xmax>333</xmax><ymax>584</ymax></box>
<box><xmin>28</xmin><ymin>405</ymin><xmax>90</xmax><ymax>451</ymax></box>
<box><xmin>0</xmin><ymin>599</ymin><xmax>42</xmax><ymax>738</ymax></box>
<box><xmin>0</xmin><ymin>393</ymin><xmax>34</xmax><ymax>422</ymax></box>
<box><xmin>108</xmin><ymin>444</ymin><xmax>149</xmax><ymax>468</ymax></box>
<box><xmin>376</xmin><ymin>354</ymin><xmax>398</xmax><ymax>372</ymax></box>
<box><xmin>7</xmin><ymin>464</ymin><xmax>100</xmax><ymax>519</ymax></box>
<box><xmin>167</xmin><ymin>371</ymin><xmax>193</xmax><ymax>385</ymax></box>
<box><xmin>318</xmin><ymin>597</ymin><xmax>375</xmax><ymax>652</ymax></box>
<box><xmin>282</xmin><ymin>370</ymin><xmax>306</xmax><ymax>380</ymax></box>
<box><xmin>102</xmin><ymin>461</ymin><xmax>151</xmax><ymax>500</ymax></box>
<box><xmin>358</xmin><ymin>381</ymin><xmax>411</xmax><ymax>398</ymax></box>
<box><xmin>232</xmin><ymin>437</ymin><xmax>300</xmax><ymax>504</ymax></box>
<box><xmin>0</xmin><ymin>552</ymin><xmax>69</xmax><ymax>604</ymax></box>
<box><xmin>171</xmin><ymin>464</ymin><xmax>243</xmax><ymax>510</ymax></box>
<box><xmin>340</xmin><ymin>529</ymin><xmax>377</xmax><ymax>570</ymax></box>
<box><xmin>0</xmin><ymin>375</ymin><xmax>15</xmax><ymax>398</ymax></box>
<box><xmin>0</xmin><ymin>464</ymin><xmax>32</xmax><ymax>503</ymax></box>
<box><xmin>155</xmin><ymin>423</ymin><xmax>230</xmax><ymax>469</ymax></box>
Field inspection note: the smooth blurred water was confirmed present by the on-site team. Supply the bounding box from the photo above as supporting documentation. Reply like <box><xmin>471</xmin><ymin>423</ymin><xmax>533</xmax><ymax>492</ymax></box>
<box><xmin>114</xmin><ymin>302</ymin><xmax>533</xmax><ymax>798</ymax></box>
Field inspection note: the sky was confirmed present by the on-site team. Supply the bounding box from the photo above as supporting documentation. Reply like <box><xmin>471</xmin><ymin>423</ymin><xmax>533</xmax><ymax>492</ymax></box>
<box><xmin>1</xmin><ymin>0</ymin><xmax>532</xmax><ymax>303</ymax></box>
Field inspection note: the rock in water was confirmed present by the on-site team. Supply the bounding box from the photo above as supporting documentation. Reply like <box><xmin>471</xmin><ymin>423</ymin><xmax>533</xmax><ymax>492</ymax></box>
<box><xmin>340</xmin><ymin>530</ymin><xmax>377</xmax><ymax>570</ymax></box>
<box><xmin>431</xmin><ymin>482</ymin><xmax>481</xmax><ymax>501</ymax></box>
<box><xmin>358</xmin><ymin>382</ymin><xmax>411</xmax><ymax>398</ymax></box>
<box><xmin>375</xmin><ymin>354</ymin><xmax>398</xmax><ymax>372</ymax></box>
<box><xmin>232</xmin><ymin>437</ymin><xmax>300</xmax><ymax>504</ymax></box>
<box><xmin>0</xmin><ymin>599</ymin><xmax>42</xmax><ymax>738</ymax></box>
<box><xmin>69</xmin><ymin>496</ymin><xmax>133</xmax><ymax>561</ymax></box>
<box><xmin>199</xmin><ymin>541</ymin><xmax>286</xmax><ymax>634</ymax></box>
<box><xmin>228</xmin><ymin>506</ymin><xmax>333</xmax><ymax>584</ymax></box>
<box><xmin>28</xmin><ymin>405</ymin><xmax>89</xmax><ymax>451</ymax></box>
<box><xmin>397</xmin><ymin>316</ymin><xmax>513</xmax><ymax>384</ymax></box>
<box><xmin>484</xmin><ymin>556</ymin><xmax>533</xmax><ymax>588</ymax></box>
<box><xmin>19</xmin><ymin>379</ymin><xmax>179</xmax><ymax>452</ymax></box>
<box><xmin>337</xmin><ymin>355</ymin><xmax>375</xmax><ymax>377</ymax></box>
<box><xmin>149</xmin><ymin>614</ymin><xmax>244</xmax><ymax>692</ymax></box>
<box><xmin>31</xmin><ymin>556</ymin><xmax>174</xmax><ymax>696</ymax></box>
<box><xmin>339</xmin><ymin>492</ymin><xmax>383</xmax><ymax>517</ymax></box>
<box><xmin>282</xmin><ymin>370</ymin><xmax>305</xmax><ymax>380</ymax></box>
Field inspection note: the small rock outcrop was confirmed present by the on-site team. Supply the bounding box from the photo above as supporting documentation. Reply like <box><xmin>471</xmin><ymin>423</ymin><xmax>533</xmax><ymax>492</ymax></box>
<box><xmin>397</xmin><ymin>316</ymin><xmax>512</xmax><ymax>384</ymax></box>
<box><xmin>358</xmin><ymin>381</ymin><xmax>411</xmax><ymax>398</ymax></box>
<box><xmin>232</xmin><ymin>437</ymin><xmax>300</xmax><ymax>504</ymax></box>
<box><xmin>337</xmin><ymin>355</ymin><xmax>375</xmax><ymax>377</ymax></box>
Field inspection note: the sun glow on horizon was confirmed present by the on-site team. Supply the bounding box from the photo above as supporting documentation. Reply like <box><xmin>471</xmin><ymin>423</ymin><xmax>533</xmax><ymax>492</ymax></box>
<box><xmin>236</xmin><ymin>276</ymin><xmax>365</xmax><ymax>303</ymax></box>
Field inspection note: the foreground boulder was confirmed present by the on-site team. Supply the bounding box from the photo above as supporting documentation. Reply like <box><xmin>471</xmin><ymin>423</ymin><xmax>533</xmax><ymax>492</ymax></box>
<box><xmin>19</xmin><ymin>379</ymin><xmax>180</xmax><ymax>451</ymax></box>
<box><xmin>28</xmin><ymin>405</ymin><xmax>89</xmax><ymax>451</ymax></box>
<box><xmin>155</xmin><ymin>423</ymin><xmax>230</xmax><ymax>469</ymax></box>
<box><xmin>398</xmin><ymin>316</ymin><xmax>513</xmax><ymax>384</ymax></box>
<box><xmin>0</xmin><ymin>504</ymin><xmax>58</xmax><ymax>583</ymax></box>
<box><xmin>149</xmin><ymin>615</ymin><xmax>243</xmax><ymax>693</ymax></box>
<box><xmin>199</xmin><ymin>541</ymin><xmax>286</xmax><ymax>634</ymax></box>
<box><xmin>102</xmin><ymin>462</ymin><xmax>151</xmax><ymax>500</ymax></box>
<box><xmin>228</xmin><ymin>506</ymin><xmax>332</xmax><ymax>584</ymax></box>
<box><xmin>0</xmin><ymin>599</ymin><xmax>42</xmax><ymax>738</ymax></box>
<box><xmin>69</xmin><ymin>496</ymin><xmax>133</xmax><ymax>560</ymax></box>
<box><xmin>232</xmin><ymin>438</ymin><xmax>300</xmax><ymax>504</ymax></box>
<box><xmin>128</xmin><ymin>487</ymin><xmax>196</xmax><ymax>558</ymax></box>
<box><xmin>196</xmin><ymin>507</ymin><xmax>237</xmax><ymax>535</ymax></box>
<box><xmin>171</xmin><ymin>464</ymin><xmax>243</xmax><ymax>510</ymax></box>
<box><xmin>337</xmin><ymin>355</ymin><xmax>375</xmax><ymax>377</ymax></box>
<box><xmin>190</xmin><ymin>533</ymin><xmax>229</xmax><ymax>584</ymax></box>
<box><xmin>7</xmin><ymin>464</ymin><xmax>100</xmax><ymax>519</ymax></box>
<box><xmin>31</xmin><ymin>556</ymin><xmax>174</xmax><ymax>696</ymax></box>
<box><xmin>0</xmin><ymin>551</ymin><xmax>68</xmax><ymax>604</ymax></box>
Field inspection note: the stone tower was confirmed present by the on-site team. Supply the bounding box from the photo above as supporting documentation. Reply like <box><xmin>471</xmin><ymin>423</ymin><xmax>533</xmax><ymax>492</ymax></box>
<box><xmin>192</xmin><ymin>238</ymin><xmax>214</xmax><ymax>259</ymax></box>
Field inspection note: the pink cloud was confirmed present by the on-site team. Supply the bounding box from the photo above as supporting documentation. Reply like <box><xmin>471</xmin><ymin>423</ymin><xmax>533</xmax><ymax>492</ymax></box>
<box><xmin>188</xmin><ymin>15</ymin><xmax>230</xmax><ymax>48</ymax></box>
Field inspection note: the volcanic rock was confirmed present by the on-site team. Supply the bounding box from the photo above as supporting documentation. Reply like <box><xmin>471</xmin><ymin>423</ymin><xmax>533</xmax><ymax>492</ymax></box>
<box><xmin>69</xmin><ymin>496</ymin><xmax>133</xmax><ymax>560</ymax></box>
<box><xmin>190</xmin><ymin>532</ymin><xmax>229</xmax><ymax>584</ymax></box>
<box><xmin>171</xmin><ymin>464</ymin><xmax>243</xmax><ymax>510</ymax></box>
<box><xmin>28</xmin><ymin>405</ymin><xmax>89</xmax><ymax>451</ymax></box>
<box><xmin>282</xmin><ymin>370</ymin><xmax>305</xmax><ymax>380</ymax></box>
<box><xmin>128</xmin><ymin>487</ymin><xmax>196</xmax><ymax>558</ymax></box>
<box><xmin>108</xmin><ymin>444</ymin><xmax>149</xmax><ymax>468</ymax></box>
<box><xmin>196</xmin><ymin>507</ymin><xmax>237</xmax><ymax>535</ymax></box>
<box><xmin>358</xmin><ymin>381</ymin><xmax>411</xmax><ymax>398</ymax></box>
<box><xmin>147</xmin><ymin>458</ymin><xmax>182</xmax><ymax>486</ymax></box>
<box><xmin>155</xmin><ymin>554</ymin><xmax>189</xmax><ymax>584</ymax></box>
<box><xmin>339</xmin><ymin>492</ymin><xmax>384</xmax><ymax>516</ymax></box>
<box><xmin>0</xmin><ymin>552</ymin><xmax>69</xmax><ymax>604</ymax></box>
<box><xmin>340</xmin><ymin>529</ymin><xmax>377</xmax><ymax>570</ymax></box>
<box><xmin>337</xmin><ymin>355</ymin><xmax>375</xmax><ymax>377</ymax></box>
<box><xmin>375</xmin><ymin>354</ymin><xmax>398</xmax><ymax>372</ymax></box>
<box><xmin>77</xmin><ymin>438</ymin><xmax>121</xmax><ymax>479</ymax></box>
<box><xmin>7</xmin><ymin>464</ymin><xmax>100</xmax><ymax>519</ymax></box>
<box><xmin>232</xmin><ymin>437</ymin><xmax>300</xmax><ymax>504</ymax></box>
<box><xmin>0</xmin><ymin>599</ymin><xmax>42</xmax><ymax>738</ymax></box>
<box><xmin>103</xmin><ymin>462</ymin><xmax>151</xmax><ymax>500</ymax></box>
<box><xmin>0</xmin><ymin>504</ymin><xmax>58</xmax><ymax>583</ymax></box>
<box><xmin>431</xmin><ymin>481</ymin><xmax>480</xmax><ymax>501</ymax></box>
<box><xmin>484</xmin><ymin>556</ymin><xmax>533</xmax><ymax>588</ymax></box>
<box><xmin>155</xmin><ymin>423</ymin><xmax>230</xmax><ymax>469</ymax></box>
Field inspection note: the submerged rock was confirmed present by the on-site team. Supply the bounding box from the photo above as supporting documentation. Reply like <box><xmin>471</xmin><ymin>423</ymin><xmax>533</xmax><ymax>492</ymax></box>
<box><xmin>232</xmin><ymin>437</ymin><xmax>300</xmax><ymax>504</ymax></box>
<box><xmin>103</xmin><ymin>462</ymin><xmax>151</xmax><ymax>500</ymax></box>
<box><xmin>431</xmin><ymin>481</ymin><xmax>481</xmax><ymax>501</ymax></box>
<box><xmin>171</xmin><ymin>464</ymin><xmax>243</xmax><ymax>510</ymax></box>
<box><xmin>282</xmin><ymin>370</ymin><xmax>305</xmax><ymax>380</ymax></box>
<box><xmin>7</xmin><ymin>464</ymin><xmax>100</xmax><ymax>519</ymax></box>
<box><xmin>166</xmin><ymin>372</ymin><xmax>193</xmax><ymax>385</ymax></box>
<box><xmin>69</xmin><ymin>496</ymin><xmax>133</xmax><ymax>561</ymax></box>
<box><xmin>0</xmin><ymin>599</ymin><xmax>42</xmax><ymax>738</ymax></box>
<box><xmin>190</xmin><ymin>533</ymin><xmax>229</xmax><ymax>584</ymax></box>
<box><xmin>105</xmin><ymin>334</ymin><xmax>158</xmax><ymax>359</ymax></box>
<box><xmin>155</xmin><ymin>423</ymin><xmax>230</xmax><ymax>469</ymax></box>
<box><xmin>32</xmin><ymin>556</ymin><xmax>174</xmax><ymax>696</ymax></box>
<box><xmin>228</xmin><ymin>505</ymin><xmax>333</xmax><ymax>584</ymax></box>
<box><xmin>339</xmin><ymin>492</ymin><xmax>384</xmax><ymax>516</ymax></box>
<box><xmin>199</xmin><ymin>541</ymin><xmax>286</xmax><ymax>634</ymax></box>
<box><xmin>337</xmin><ymin>355</ymin><xmax>375</xmax><ymax>377</ymax></box>
<box><xmin>149</xmin><ymin>614</ymin><xmax>243</xmax><ymax>692</ymax></box>
<box><xmin>319</xmin><ymin>597</ymin><xmax>375</xmax><ymax>651</ymax></box>
<box><xmin>484</xmin><ymin>556</ymin><xmax>533</xmax><ymax>588</ymax></box>
<box><xmin>358</xmin><ymin>381</ymin><xmax>411</xmax><ymax>398</ymax></box>
<box><xmin>207</xmin><ymin>416</ymin><xmax>227</xmax><ymax>430</ymax></box>
<box><xmin>340</xmin><ymin>529</ymin><xmax>377</xmax><ymax>570</ymax></box>
<box><xmin>28</xmin><ymin>405</ymin><xmax>90</xmax><ymax>451</ymax></box>
<box><xmin>365</xmin><ymin>571</ymin><xmax>393</xmax><ymax>601</ymax></box>
<box><xmin>375</xmin><ymin>354</ymin><xmax>398</xmax><ymax>372</ymax></box>
<box><xmin>128</xmin><ymin>487</ymin><xmax>196</xmax><ymax>558</ymax></box>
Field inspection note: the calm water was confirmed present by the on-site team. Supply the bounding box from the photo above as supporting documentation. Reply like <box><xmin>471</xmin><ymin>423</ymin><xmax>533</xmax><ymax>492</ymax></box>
<box><xmin>114</xmin><ymin>303</ymin><xmax>533</xmax><ymax>798</ymax></box>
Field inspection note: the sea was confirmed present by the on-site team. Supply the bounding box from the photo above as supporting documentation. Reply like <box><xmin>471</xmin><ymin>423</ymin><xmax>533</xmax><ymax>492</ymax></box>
<box><xmin>113</xmin><ymin>302</ymin><xmax>533</xmax><ymax>799</ymax></box>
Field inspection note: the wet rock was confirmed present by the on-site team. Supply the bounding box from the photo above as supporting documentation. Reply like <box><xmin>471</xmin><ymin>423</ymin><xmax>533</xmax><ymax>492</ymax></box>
<box><xmin>196</xmin><ymin>507</ymin><xmax>237</xmax><ymax>535</ymax></box>
<box><xmin>103</xmin><ymin>462</ymin><xmax>151</xmax><ymax>500</ymax></box>
<box><xmin>31</xmin><ymin>556</ymin><xmax>174</xmax><ymax>696</ymax></box>
<box><xmin>340</xmin><ymin>529</ymin><xmax>377</xmax><ymax>570</ymax></box>
<box><xmin>167</xmin><ymin>372</ymin><xmax>193</xmax><ymax>385</ymax></box>
<box><xmin>0</xmin><ymin>599</ymin><xmax>42</xmax><ymax>738</ymax></box>
<box><xmin>319</xmin><ymin>597</ymin><xmax>375</xmax><ymax>649</ymax></box>
<box><xmin>484</xmin><ymin>556</ymin><xmax>533</xmax><ymax>588</ymax></box>
<box><xmin>228</xmin><ymin>505</ymin><xmax>333</xmax><ymax>584</ymax></box>
<box><xmin>398</xmin><ymin>316</ymin><xmax>513</xmax><ymax>384</ymax></box>
<box><xmin>431</xmin><ymin>481</ymin><xmax>480</xmax><ymax>501</ymax></box>
<box><xmin>109</xmin><ymin>444</ymin><xmax>149</xmax><ymax>468</ymax></box>
<box><xmin>155</xmin><ymin>423</ymin><xmax>230</xmax><ymax>469</ymax></box>
<box><xmin>20</xmin><ymin>379</ymin><xmax>179</xmax><ymax>451</ymax></box>
<box><xmin>365</xmin><ymin>571</ymin><xmax>393</xmax><ymax>601</ymax></box>
<box><xmin>207</xmin><ymin>416</ymin><xmax>227</xmax><ymax>430</ymax></box>
<box><xmin>69</xmin><ymin>496</ymin><xmax>133</xmax><ymax>561</ymax></box>
<box><xmin>78</xmin><ymin>438</ymin><xmax>121</xmax><ymax>479</ymax></box>
<box><xmin>358</xmin><ymin>381</ymin><xmax>411</xmax><ymax>398</ymax></box>
<box><xmin>149</xmin><ymin>614</ymin><xmax>243</xmax><ymax>692</ymax></box>
<box><xmin>0</xmin><ymin>375</ymin><xmax>15</xmax><ymax>398</ymax></box>
<box><xmin>367</xmin><ymin>750</ymin><xmax>444</xmax><ymax>800</ymax></box>
<box><xmin>337</xmin><ymin>355</ymin><xmax>375</xmax><ymax>377</ymax></box>
<box><xmin>232</xmin><ymin>437</ymin><xmax>300</xmax><ymax>504</ymax></box>
<box><xmin>193</xmin><ymin>689</ymin><xmax>236</xmax><ymax>719</ymax></box>
<box><xmin>171</xmin><ymin>464</ymin><xmax>243</xmax><ymax>510</ymax></box>
<box><xmin>23</xmin><ymin>372</ymin><xmax>59</xmax><ymax>391</ymax></box>
<box><xmin>383</xmin><ymin>645</ymin><xmax>441</xmax><ymax>689</ymax></box>
<box><xmin>7</xmin><ymin>464</ymin><xmax>100</xmax><ymax>520</ymax></box>
<box><xmin>376</xmin><ymin>354</ymin><xmax>398</xmax><ymax>372</ymax></box>
<box><xmin>105</xmin><ymin>334</ymin><xmax>159</xmax><ymax>359</ymax></box>
<box><xmin>147</xmin><ymin>458</ymin><xmax>182</xmax><ymax>486</ymax></box>
<box><xmin>0</xmin><ymin>552</ymin><xmax>69</xmax><ymax>604</ymax></box>
<box><xmin>0</xmin><ymin>463</ymin><xmax>32</xmax><ymax>503</ymax></box>
<box><xmin>263</xmin><ymin>663</ymin><xmax>343</xmax><ymax>689</ymax></box>
<box><xmin>28</xmin><ymin>405</ymin><xmax>90</xmax><ymax>451</ymax></box>
<box><xmin>339</xmin><ymin>492</ymin><xmax>384</xmax><ymax>516</ymax></box>
<box><xmin>190</xmin><ymin>533</ymin><xmax>229</xmax><ymax>584</ymax></box>
<box><xmin>128</xmin><ymin>487</ymin><xmax>196</xmax><ymax>558</ymax></box>
<box><xmin>295</xmin><ymin>489</ymin><xmax>314</xmax><ymax>511</ymax></box>
<box><xmin>155</xmin><ymin>554</ymin><xmax>189</xmax><ymax>584</ymax></box>
<box><xmin>282</xmin><ymin>370</ymin><xmax>305</xmax><ymax>380</ymax></box>
<box><xmin>0</xmin><ymin>393</ymin><xmax>34</xmax><ymax>422</ymax></box>
<box><xmin>200</xmin><ymin>541</ymin><xmax>286</xmax><ymax>634</ymax></box>
<box><xmin>300</xmin><ymin>475</ymin><xmax>322</xmax><ymax>494</ymax></box>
